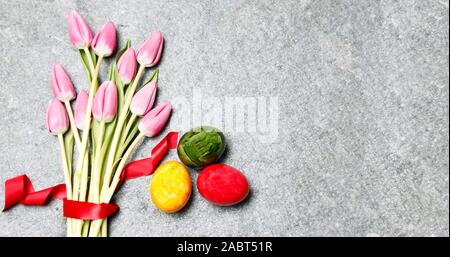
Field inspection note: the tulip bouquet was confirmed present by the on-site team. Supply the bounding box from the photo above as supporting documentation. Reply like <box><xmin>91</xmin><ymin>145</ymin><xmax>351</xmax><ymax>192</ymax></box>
<box><xmin>46</xmin><ymin>10</ymin><xmax>171</xmax><ymax>236</ymax></box>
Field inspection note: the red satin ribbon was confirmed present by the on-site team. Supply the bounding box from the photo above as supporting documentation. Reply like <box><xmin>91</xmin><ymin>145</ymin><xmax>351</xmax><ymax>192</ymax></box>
<box><xmin>3</xmin><ymin>132</ymin><xmax>178</xmax><ymax>220</ymax></box>
<box><xmin>3</xmin><ymin>175</ymin><xmax>66</xmax><ymax>210</ymax></box>
<box><xmin>63</xmin><ymin>199</ymin><xmax>119</xmax><ymax>220</ymax></box>
<box><xmin>122</xmin><ymin>131</ymin><xmax>178</xmax><ymax>180</ymax></box>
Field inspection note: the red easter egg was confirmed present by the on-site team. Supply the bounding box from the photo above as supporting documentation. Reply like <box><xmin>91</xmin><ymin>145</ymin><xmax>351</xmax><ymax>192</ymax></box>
<box><xmin>197</xmin><ymin>164</ymin><xmax>249</xmax><ymax>206</ymax></box>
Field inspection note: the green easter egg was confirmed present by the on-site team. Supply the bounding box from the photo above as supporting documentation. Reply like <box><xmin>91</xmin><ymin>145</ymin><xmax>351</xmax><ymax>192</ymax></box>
<box><xmin>177</xmin><ymin>126</ymin><xmax>225</xmax><ymax>168</ymax></box>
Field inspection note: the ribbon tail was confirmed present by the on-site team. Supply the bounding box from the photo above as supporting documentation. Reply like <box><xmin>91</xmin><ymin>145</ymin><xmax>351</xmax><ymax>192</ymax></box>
<box><xmin>3</xmin><ymin>175</ymin><xmax>66</xmax><ymax>211</ymax></box>
<box><xmin>123</xmin><ymin>157</ymin><xmax>154</xmax><ymax>180</ymax></box>
<box><xmin>21</xmin><ymin>184</ymin><xmax>66</xmax><ymax>206</ymax></box>
<box><xmin>3</xmin><ymin>175</ymin><xmax>31</xmax><ymax>210</ymax></box>
<box><xmin>123</xmin><ymin>132</ymin><xmax>179</xmax><ymax>180</ymax></box>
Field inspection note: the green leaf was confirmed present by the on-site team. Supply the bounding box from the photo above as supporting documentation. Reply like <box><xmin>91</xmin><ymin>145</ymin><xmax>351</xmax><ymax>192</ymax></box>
<box><xmin>90</xmin><ymin>48</ymin><xmax>97</xmax><ymax>66</ymax></box>
<box><xmin>103</xmin><ymin>117</ymin><xmax>118</xmax><ymax>156</ymax></box>
<box><xmin>115</xmin><ymin>39</ymin><xmax>131</xmax><ymax>64</ymax></box>
<box><xmin>63</xmin><ymin>129</ymin><xmax>74</xmax><ymax>174</ymax></box>
<box><xmin>113</xmin><ymin>63</ymin><xmax>125</xmax><ymax>121</ymax></box>
<box><xmin>108</xmin><ymin>62</ymin><xmax>115</xmax><ymax>81</ymax></box>
<box><xmin>79</xmin><ymin>49</ymin><xmax>93</xmax><ymax>84</ymax></box>
<box><xmin>110</xmin><ymin>157</ymin><xmax>122</xmax><ymax>181</ymax></box>
<box><xmin>143</xmin><ymin>69</ymin><xmax>159</xmax><ymax>85</ymax></box>
<box><xmin>91</xmin><ymin>120</ymin><xmax>101</xmax><ymax>156</ymax></box>
<box><xmin>118</xmin><ymin>123</ymin><xmax>140</xmax><ymax>157</ymax></box>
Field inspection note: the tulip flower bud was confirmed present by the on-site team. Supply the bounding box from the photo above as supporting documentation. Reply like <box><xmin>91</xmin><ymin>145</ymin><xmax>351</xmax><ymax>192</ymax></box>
<box><xmin>137</xmin><ymin>31</ymin><xmax>164</xmax><ymax>67</ymax></box>
<box><xmin>138</xmin><ymin>102</ymin><xmax>172</xmax><ymax>137</ymax></box>
<box><xmin>46</xmin><ymin>98</ymin><xmax>69</xmax><ymax>135</ymax></box>
<box><xmin>117</xmin><ymin>48</ymin><xmax>137</xmax><ymax>84</ymax></box>
<box><xmin>92</xmin><ymin>81</ymin><xmax>118</xmax><ymax>123</ymax></box>
<box><xmin>74</xmin><ymin>90</ymin><xmax>89</xmax><ymax>130</ymax></box>
<box><xmin>51</xmin><ymin>63</ymin><xmax>76</xmax><ymax>102</ymax></box>
<box><xmin>130</xmin><ymin>81</ymin><xmax>158</xmax><ymax>116</ymax></box>
<box><xmin>92</xmin><ymin>21</ymin><xmax>116</xmax><ymax>57</ymax></box>
<box><xmin>68</xmin><ymin>10</ymin><xmax>93</xmax><ymax>49</ymax></box>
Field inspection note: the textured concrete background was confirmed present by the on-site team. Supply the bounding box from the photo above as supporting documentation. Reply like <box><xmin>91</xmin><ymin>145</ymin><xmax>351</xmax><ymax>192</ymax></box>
<box><xmin>0</xmin><ymin>0</ymin><xmax>448</xmax><ymax>237</ymax></box>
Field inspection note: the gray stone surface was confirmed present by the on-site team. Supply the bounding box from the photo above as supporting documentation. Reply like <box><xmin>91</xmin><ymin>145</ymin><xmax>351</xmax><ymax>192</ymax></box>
<box><xmin>0</xmin><ymin>0</ymin><xmax>448</xmax><ymax>237</ymax></box>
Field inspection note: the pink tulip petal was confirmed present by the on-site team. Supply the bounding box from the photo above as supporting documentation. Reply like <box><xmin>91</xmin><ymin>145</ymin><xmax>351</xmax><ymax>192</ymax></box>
<box><xmin>93</xmin><ymin>21</ymin><xmax>116</xmax><ymax>57</ymax></box>
<box><xmin>74</xmin><ymin>90</ymin><xmax>89</xmax><ymax>130</ymax></box>
<box><xmin>92</xmin><ymin>81</ymin><xmax>118</xmax><ymax>122</ymax></box>
<box><xmin>51</xmin><ymin>63</ymin><xmax>76</xmax><ymax>102</ymax></box>
<box><xmin>137</xmin><ymin>31</ymin><xmax>164</xmax><ymax>67</ymax></box>
<box><xmin>46</xmin><ymin>98</ymin><xmax>69</xmax><ymax>135</ymax></box>
<box><xmin>138</xmin><ymin>101</ymin><xmax>172</xmax><ymax>137</ymax></box>
<box><xmin>130</xmin><ymin>81</ymin><xmax>158</xmax><ymax>116</ymax></box>
<box><xmin>68</xmin><ymin>10</ymin><xmax>93</xmax><ymax>49</ymax></box>
<box><xmin>117</xmin><ymin>48</ymin><xmax>137</xmax><ymax>84</ymax></box>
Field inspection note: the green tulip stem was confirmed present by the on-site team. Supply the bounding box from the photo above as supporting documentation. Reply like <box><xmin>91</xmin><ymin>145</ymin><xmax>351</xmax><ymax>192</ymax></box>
<box><xmin>83</xmin><ymin>47</ymin><xmax>96</xmax><ymax>74</ymax></box>
<box><xmin>82</xmin><ymin>221</ymin><xmax>90</xmax><ymax>237</ymax></box>
<box><xmin>106</xmin><ymin>132</ymin><xmax>145</xmax><ymax>202</ymax></box>
<box><xmin>72</xmin><ymin>148</ymin><xmax>89</xmax><ymax>201</ymax></box>
<box><xmin>100</xmin><ymin>64</ymin><xmax>145</xmax><ymax>202</ymax></box>
<box><xmin>76</xmin><ymin>120</ymin><xmax>105</xmax><ymax>236</ymax></box>
<box><xmin>120</xmin><ymin>113</ymin><xmax>137</xmax><ymax>148</ymax></box>
<box><xmin>58</xmin><ymin>133</ymin><xmax>73</xmax><ymax>236</ymax></box>
<box><xmin>74</xmin><ymin>54</ymin><xmax>103</xmax><ymax>187</ymax></box>
<box><xmin>78</xmin><ymin>150</ymin><xmax>90</xmax><ymax>201</ymax></box>
<box><xmin>69</xmin><ymin>54</ymin><xmax>103</xmax><ymax>237</ymax></box>
<box><xmin>92</xmin><ymin>120</ymin><xmax>106</xmax><ymax>203</ymax></box>
<box><xmin>72</xmin><ymin>47</ymin><xmax>95</xmax><ymax>202</ymax></box>
<box><xmin>89</xmin><ymin>132</ymin><xmax>145</xmax><ymax>236</ymax></box>
<box><xmin>63</xmin><ymin>100</ymin><xmax>82</xmax><ymax>152</ymax></box>
<box><xmin>58</xmin><ymin>133</ymin><xmax>72</xmax><ymax>200</ymax></box>
<box><xmin>101</xmin><ymin>218</ymin><xmax>107</xmax><ymax>237</ymax></box>
<box><xmin>73</xmin><ymin>150</ymin><xmax>89</xmax><ymax>236</ymax></box>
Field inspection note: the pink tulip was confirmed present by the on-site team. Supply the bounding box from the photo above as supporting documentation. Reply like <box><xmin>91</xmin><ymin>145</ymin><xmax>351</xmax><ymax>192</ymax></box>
<box><xmin>92</xmin><ymin>21</ymin><xmax>116</xmax><ymax>57</ymax></box>
<box><xmin>117</xmin><ymin>48</ymin><xmax>137</xmax><ymax>84</ymax></box>
<box><xmin>138</xmin><ymin>102</ymin><xmax>172</xmax><ymax>137</ymax></box>
<box><xmin>51</xmin><ymin>63</ymin><xmax>76</xmax><ymax>102</ymax></box>
<box><xmin>137</xmin><ymin>31</ymin><xmax>164</xmax><ymax>67</ymax></box>
<box><xmin>46</xmin><ymin>98</ymin><xmax>69</xmax><ymax>135</ymax></box>
<box><xmin>130</xmin><ymin>81</ymin><xmax>158</xmax><ymax>116</ymax></box>
<box><xmin>74</xmin><ymin>90</ymin><xmax>89</xmax><ymax>130</ymax></box>
<box><xmin>92</xmin><ymin>81</ymin><xmax>118</xmax><ymax>123</ymax></box>
<box><xmin>68</xmin><ymin>10</ymin><xmax>93</xmax><ymax>49</ymax></box>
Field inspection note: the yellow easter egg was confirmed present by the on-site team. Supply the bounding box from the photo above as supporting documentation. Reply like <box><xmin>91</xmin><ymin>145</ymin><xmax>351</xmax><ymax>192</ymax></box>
<box><xmin>150</xmin><ymin>161</ymin><xmax>192</xmax><ymax>213</ymax></box>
